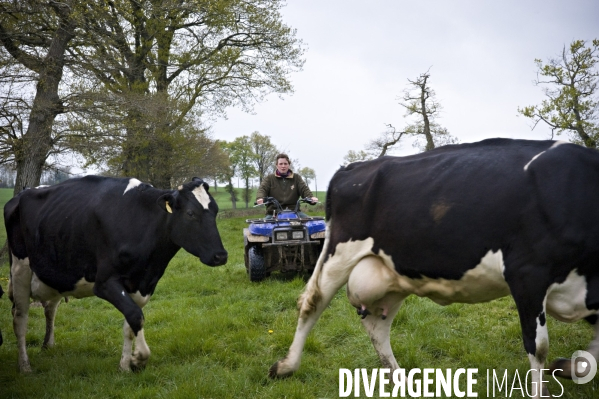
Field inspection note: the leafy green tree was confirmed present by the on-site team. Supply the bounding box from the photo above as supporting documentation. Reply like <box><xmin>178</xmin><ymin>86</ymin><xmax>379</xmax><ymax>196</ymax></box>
<box><xmin>228</xmin><ymin>136</ymin><xmax>257</xmax><ymax>208</ymax></box>
<box><xmin>343</xmin><ymin>149</ymin><xmax>372</xmax><ymax>165</ymax></box>
<box><xmin>68</xmin><ymin>0</ymin><xmax>304</xmax><ymax>188</ymax></box>
<box><xmin>250</xmin><ymin>131</ymin><xmax>279</xmax><ymax>183</ymax></box>
<box><xmin>518</xmin><ymin>39</ymin><xmax>599</xmax><ymax>148</ymax></box>
<box><xmin>298</xmin><ymin>166</ymin><xmax>315</xmax><ymax>188</ymax></box>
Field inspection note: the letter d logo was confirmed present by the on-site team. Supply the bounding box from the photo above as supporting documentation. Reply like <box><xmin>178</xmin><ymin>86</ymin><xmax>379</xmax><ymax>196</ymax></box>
<box><xmin>571</xmin><ymin>350</ymin><xmax>597</xmax><ymax>384</ymax></box>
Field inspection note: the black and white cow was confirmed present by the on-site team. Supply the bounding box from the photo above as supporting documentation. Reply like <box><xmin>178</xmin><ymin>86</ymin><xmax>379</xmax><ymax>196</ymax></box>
<box><xmin>269</xmin><ymin>138</ymin><xmax>599</xmax><ymax>396</ymax></box>
<box><xmin>5</xmin><ymin>175</ymin><xmax>227</xmax><ymax>372</ymax></box>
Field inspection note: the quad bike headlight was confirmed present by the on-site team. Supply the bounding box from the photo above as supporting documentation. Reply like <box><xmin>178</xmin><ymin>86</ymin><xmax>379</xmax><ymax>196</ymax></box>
<box><xmin>276</xmin><ymin>232</ymin><xmax>288</xmax><ymax>241</ymax></box>
<box><xmin>291</xmin><ymin>231</ymin><xmax>304</xmax><ymax>239</ymax></box>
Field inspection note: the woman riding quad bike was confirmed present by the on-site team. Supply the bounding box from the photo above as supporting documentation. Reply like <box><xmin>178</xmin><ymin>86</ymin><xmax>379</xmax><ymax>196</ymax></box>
<box><xmin>243</xmin><ymin>197</ymin><xmax>325</xmax><ymax>282</ymax></box>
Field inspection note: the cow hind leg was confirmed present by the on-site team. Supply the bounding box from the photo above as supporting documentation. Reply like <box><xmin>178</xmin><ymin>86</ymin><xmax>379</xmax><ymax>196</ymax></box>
<box><xmin>347</xmin><ymin>256</ymin><xmax>405</xmax><ymax>370</ymax></box>
<box><xmin>10</xmin><ymin>255</ymin><xmax>33</xmax><ymax>373</ymax></box>
<box><xmin>361</xmin><ymin>300</ymin><xmax>403</xmax><ymax>370</ymax></box>
<box><xmin>42</xmin><ymin>297</ymin><xmax>61</xmax><ymax>349</ymax></box>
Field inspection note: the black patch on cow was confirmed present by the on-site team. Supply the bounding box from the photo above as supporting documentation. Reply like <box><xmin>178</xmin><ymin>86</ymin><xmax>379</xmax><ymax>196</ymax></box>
<box><xmin>539</xmin><ymin>311</ymin><xmax>546</xmax><ymax>327</ymax></box>
<box><xmin>584</xmin><ymin>315</ymin><xmax>598</xmax><ymax>325</ymax></box>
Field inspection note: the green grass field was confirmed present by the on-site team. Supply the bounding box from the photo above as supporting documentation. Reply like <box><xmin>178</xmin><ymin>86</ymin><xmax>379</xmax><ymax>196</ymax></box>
<box><xmin>0</xmin><ymin>187</ymin><xmax>597</xmax><ymax>398</ymax></box>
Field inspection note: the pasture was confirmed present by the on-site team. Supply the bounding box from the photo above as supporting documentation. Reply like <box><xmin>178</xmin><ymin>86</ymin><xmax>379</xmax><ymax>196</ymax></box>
<box><xmin>0</xmin><ymin>187</ymin><xmax>596</xmax><ymax>398</ymax></box>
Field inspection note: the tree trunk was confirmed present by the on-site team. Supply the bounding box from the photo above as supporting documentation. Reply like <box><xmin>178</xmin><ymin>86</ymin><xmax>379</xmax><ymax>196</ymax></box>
<box><xmin>227</xmin><ymin>180</ymin><xmax>237</xmax><ymax>209</ymax></box>
<box><xmin>419</xmin><ymin>76</ymin><xmax>435</xmax><ymax>152</ymax></box>
<box><xmin>244</xmin><ymin>177</ymin><xmax>250</xmax><ymax>208</ymax></box>
<box><xmin>6</xmin><ymin>1</ymin><xmax>76</xmax><ymax>195</ymax></box>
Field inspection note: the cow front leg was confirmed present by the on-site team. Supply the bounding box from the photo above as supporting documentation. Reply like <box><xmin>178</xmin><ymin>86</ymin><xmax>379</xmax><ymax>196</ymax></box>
<box><xmin>120</xmin><ymin>291</ymin><xmax>151</xmax><ymax>371</ymax></box>
<box><xmin>94</xmin><ymin>278</ymin><xmax>147</xmax><ymax>371</ymax></box>
<box><xmin>42</xmin><ymin>297</ymin><xmax>61</xmax><ymax>349</ymax></box>
<box><xmin>511</xmin><ymin>288</ymin><xmax>550</xmax><ymax>398</ymax></box>
<box><xmin>120</xmin><ymin>320</ymin><xmax>150</xmax><ymax>372</ymax></box>
<box><xmin>10</xmin><ymin>255</ymin><xmax>33</xmax><ymax>373</ymax></box>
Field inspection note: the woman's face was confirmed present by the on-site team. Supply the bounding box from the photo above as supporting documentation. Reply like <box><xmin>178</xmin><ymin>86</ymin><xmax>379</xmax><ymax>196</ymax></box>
<box><xmin>277</xmin><ymin>158</ymin><xmax>290</xmax><ymax>174</ymax></box>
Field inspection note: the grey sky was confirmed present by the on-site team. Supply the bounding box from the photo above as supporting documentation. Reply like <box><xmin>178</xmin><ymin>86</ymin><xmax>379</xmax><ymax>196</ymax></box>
<box><xmin>212</xmin><ymin>0</ymin><xmax>599</xmax><ymax>191</ymax></box>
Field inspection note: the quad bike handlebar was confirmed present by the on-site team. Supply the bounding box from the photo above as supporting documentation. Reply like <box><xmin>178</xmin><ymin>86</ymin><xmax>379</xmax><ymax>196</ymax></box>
<box><xmin>254</xmin><ymin>197</ymin><xmax>318</xmax><ymax>212</ymax></box>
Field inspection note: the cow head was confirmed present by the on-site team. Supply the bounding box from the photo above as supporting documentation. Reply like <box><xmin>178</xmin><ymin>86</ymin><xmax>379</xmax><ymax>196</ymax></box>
<box><xmin>157</xmin><ymin>178</ymin><xmax>228</xmax><ymax>266</ymax></box>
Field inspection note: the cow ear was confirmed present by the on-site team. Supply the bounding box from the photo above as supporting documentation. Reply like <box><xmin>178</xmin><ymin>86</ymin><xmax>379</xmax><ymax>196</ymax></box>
<box><xmin>157</xmin><ymin>193</ymin><xmax>176</xmax><ymax>214</ymax></box>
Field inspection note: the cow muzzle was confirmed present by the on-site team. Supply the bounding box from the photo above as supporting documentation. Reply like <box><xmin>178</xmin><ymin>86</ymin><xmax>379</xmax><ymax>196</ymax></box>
<box><xmin>206</xmin><ymin>250</ymin><xmax>228</xmax><ymax>266</ymax></box>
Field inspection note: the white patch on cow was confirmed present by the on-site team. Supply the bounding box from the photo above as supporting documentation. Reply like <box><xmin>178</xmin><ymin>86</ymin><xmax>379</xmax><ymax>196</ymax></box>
<box><xmin>30</xmin><ymin>274</ymin><xmax>95</xmax><ymax>302</ymax></box>
<box><xmin>30</xmin><ymin>273</ymin><xmax>61</xmax><ymax>302</ymax></box>
<box><xmin>524</xmin><ymin>151</ymin><xmax>546</xmax><ymax>171</ymax></box>
<box><xmin>523</xmin><ymin>141</ymin><xmax>569</xmax><ymax>171</ymax></box>
<box><xmin>383</xmin><ymin>249</ymin><xmax>510</xmax><ymax>306</ymax></box>
<box><xmin>546</xmin><ymin>269</ymin><xmax>594</xmax><ymax>322</ymax></box>
<box><xmin>192</xmin><ymin>184</ymin><xmax>211</xmax><ymax>209</ymax></box>
<box><xmin>535</xmin><ymin>298</ymin><xmax>549</xmax><ymax>356</ymax></box>
<box><xmin>527</xmin><ymin>354</ymin><xmax>545</xmax><ymax>398</ymax></box>
<box><xmin>129</xmin><ymin>291</ymin><xmax>151</xmax><ymax>307</ymax></box>
<box><xmin>62</xmin><ymin>278</ymin><xmax>95</xmax><ymax>299</ymax></box>
<box><xmin>123</xmin><ymin>178</ymin><xmax>142</xmax><ymax>195</ymax></box>
<box><xmin>549</xmin><ymin>140</ymin><xmax>568</xmax><ymax>148</ymax></box>
<box><xmin>34</xmin><ymin>185</ymin><xmax>49</xmax><ymax>189</ymax></box>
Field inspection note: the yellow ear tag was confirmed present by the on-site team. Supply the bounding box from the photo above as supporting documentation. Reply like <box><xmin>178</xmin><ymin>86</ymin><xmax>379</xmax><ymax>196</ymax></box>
<box><xmin>165</xmin><ymin>202</ymin><xmax>173</xmax><ymax>213</ymax></box>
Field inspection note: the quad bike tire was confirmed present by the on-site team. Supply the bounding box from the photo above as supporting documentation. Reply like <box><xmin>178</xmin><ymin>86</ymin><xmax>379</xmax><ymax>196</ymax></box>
<box><xmin>248</xmin><ymin>246</ymin><xmax>266</xmax><ymax>282</ymax></box>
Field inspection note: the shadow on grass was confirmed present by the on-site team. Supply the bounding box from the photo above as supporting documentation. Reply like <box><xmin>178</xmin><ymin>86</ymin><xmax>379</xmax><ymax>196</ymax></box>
<box><xmin>249</xmin><ymin>270</ymin><xmax>313</xmax><ymax>284</ymax></box>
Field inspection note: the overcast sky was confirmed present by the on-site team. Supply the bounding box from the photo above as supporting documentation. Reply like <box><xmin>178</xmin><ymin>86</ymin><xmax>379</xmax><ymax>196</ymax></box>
<box><xmin>212</xmin><ymin>0</ymin><xmax>599</xmax><ymax>192</ymax></box>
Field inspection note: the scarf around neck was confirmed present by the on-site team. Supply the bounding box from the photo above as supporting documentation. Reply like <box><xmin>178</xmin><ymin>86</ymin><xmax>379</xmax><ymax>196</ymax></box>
<box><xmin>275</xmin><ymin>169</ymin><xmax>292</xmax><ymax>178</ymax></box>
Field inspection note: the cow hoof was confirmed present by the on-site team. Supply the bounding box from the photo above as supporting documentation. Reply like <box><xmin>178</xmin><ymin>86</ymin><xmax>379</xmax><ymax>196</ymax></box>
<box><xmin>41</xmin><ymin>340</ymin><xmax>55</xmax><ymax>350</ymax></box>
<box><xmin>19</xmin><ymin>362</ymin><xmax>32</xmax><ymax>373</ymax></box>
<box><xmin>130</xmin><ymin>362</ymin><xmax>146</xmax><ymax>373</ymax></box>
<box><xmin>548</xmin><ymin>358</ymin><xmax>571</xmax><ymax>379</ymax></box>
<box><xmin>542</xmin><ymin>386</ymin><xmax>551</xmax><ymax>397</ymax></box>
<box><xmin>268</xmin><ymin>360</ymin><xmax>294</xmax><ymax>379</ymax></box>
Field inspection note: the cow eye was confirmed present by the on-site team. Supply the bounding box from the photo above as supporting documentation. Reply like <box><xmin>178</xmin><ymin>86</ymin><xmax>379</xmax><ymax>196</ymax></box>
<box><xmin>186</xmin><ymin>210</ymin><xmax>194</xmax><ymax>218</ymax></box>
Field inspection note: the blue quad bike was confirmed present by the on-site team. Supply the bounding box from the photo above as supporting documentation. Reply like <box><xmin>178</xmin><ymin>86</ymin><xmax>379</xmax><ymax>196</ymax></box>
<box><xmin>243</xmin><ymin>197</ymin><xmax>326</xmax><ymax>282</ymax></box>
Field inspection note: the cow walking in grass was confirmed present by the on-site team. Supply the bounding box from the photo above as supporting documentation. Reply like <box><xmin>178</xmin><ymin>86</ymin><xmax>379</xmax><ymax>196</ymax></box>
<box><xmin>5</xmin><ymin>176</ymin><xmax>227</xmax><ymax>373</ymax></box>
<box><xmin>270</xmin><ymin>139</ymin><xmax>599</xmax><ymax>398</ymax></box>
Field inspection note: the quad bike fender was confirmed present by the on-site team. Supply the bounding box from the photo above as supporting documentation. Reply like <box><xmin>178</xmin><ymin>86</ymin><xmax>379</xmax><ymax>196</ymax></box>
<box><xmin>243</xmin><ymin>228</ymin><xmax>269</xmax><ymax>243</ymax></box>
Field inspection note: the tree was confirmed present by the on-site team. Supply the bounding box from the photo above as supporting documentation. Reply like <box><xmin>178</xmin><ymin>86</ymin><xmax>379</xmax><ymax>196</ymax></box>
<box><xmin>366</xmin><ymin>124</ymin><xmax>406</xmax><ymax>158</ymax></box>
<box><xmin>68</xmin><ymin>0</ymin><xmax>304</xmax><ymax>188</ymax></box>
<box><xmin>518</xmin><ymin>39</ymin><xmax>599</xmax><ymax>148</ymax></box>
<box><xmin>0</xmin><ymin>0</ymin><xmax>78</xmax><ymax>194</ymax></box>
<box><xmin>343</xmin><ymin>149</ymin><xmax>372</xmax><ymax>165</ymax></box>
<box><xmin>250</xmin><ymin>131</ymin><xmax>279</xmax><ymax>183</ymax></box>
<box><xmin>399</xmin><ymin>71</ymin><xmax>457</xmax><ymax>152</ymax></box>
<box><xmin>228</xmin><ymin>136</ymin><xmax>257</xmax><ymax>208</ymax></box>
<box><xmin>219</xmin><ymin>141</ymin><xmax>239</xmax><ymax>209</ymax></box>
<box><xmin>298</xmin><ymin>166</ymin><xmax>315</xmax><ymax>189</ymax></box>
<box><xmin>344</xmin><ymin>71</ymin><xmax>456</xmax><ymax>164</ymax></box>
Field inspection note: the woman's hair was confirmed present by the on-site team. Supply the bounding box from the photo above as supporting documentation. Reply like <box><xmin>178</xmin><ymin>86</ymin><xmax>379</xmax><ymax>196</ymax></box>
<box><xmin>276</xmin><ymin>153</ymin><xmax>290</xmax><ymax>164</ymax></box>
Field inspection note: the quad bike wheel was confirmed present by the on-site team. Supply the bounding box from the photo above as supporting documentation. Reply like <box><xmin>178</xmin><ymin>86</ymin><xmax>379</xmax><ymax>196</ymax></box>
<box><xmin>248</xmin><ymin>246</ymin><xmax>266</xmax><ymax>282</ymax></box>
